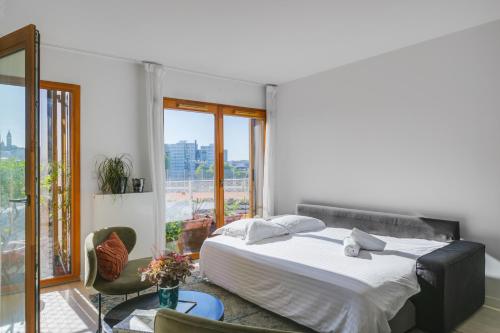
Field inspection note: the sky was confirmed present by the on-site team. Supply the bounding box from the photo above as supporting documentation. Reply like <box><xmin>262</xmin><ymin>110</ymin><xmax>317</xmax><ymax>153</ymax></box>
<box><xmin>0</xmin><ymin>84</ymin><xmax>251</xmax><ymax>161</ymax></box>
<box><xmin>0</xmin><ymin>84</ymin><xmax>25</xmax><ymax>147</ymax></box>
<box><xmin>164</xmin><ymin>109</ymin><xmax>250</xmax><ymax>161</ymax></box>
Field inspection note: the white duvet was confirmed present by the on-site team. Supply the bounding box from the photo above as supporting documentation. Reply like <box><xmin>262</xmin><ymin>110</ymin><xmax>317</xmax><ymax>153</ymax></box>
<box><xmin>200</xmin><ymin>227</ymin><xmax>448</xmax><ymax>333</ymax></box>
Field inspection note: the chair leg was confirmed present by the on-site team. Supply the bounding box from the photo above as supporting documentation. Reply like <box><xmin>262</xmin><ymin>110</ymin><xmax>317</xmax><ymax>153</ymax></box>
<box><xmin>137</xmin><ymin>291</ymin><xmax>140</xmax><ymax>297</ymax></box>
<box><xmin>125</xmin><ymin>294</ymin><xmax>127</xmax><ymax>301</ymax></box>
<box><xmin>97</xmin><ymin>293</ymin><xmax>102</xmax><ymax>333</ymax></box>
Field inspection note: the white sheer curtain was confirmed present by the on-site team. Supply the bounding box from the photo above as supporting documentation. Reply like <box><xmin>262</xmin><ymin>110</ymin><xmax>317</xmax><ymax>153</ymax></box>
<box><xmin>252</xmin><ymin>119</ymin><xmax>265</xmax><ymax>217</ymax></box>
<box><xmin>263</xmin><ymin>85</ymin><xmax>277</xmax><ymax>218</ymax></box>
<box><xmin>145</xmin><ymin>62</ymin><xmax>166</xmax><ymax>253</ymax></box>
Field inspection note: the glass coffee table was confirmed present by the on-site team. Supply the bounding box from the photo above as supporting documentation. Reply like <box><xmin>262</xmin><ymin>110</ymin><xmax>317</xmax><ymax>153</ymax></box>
<box><xmin>104</xmin><ymin>290</ymin><xmax>224</xmax><ymax>332</ymax></box>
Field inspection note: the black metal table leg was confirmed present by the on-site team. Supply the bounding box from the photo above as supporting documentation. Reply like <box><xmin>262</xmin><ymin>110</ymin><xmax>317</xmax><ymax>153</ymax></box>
<box><xmin>97</xmin><ymin>293</ymin><xmax>102</xmax><ymax>333</ymax></box>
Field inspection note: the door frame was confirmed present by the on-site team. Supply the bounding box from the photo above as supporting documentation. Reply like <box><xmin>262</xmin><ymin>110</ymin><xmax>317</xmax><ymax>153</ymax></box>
<box><xmin>163</xmin><ymin>97</ymin><xmax>266</xmax><ymax>233</ymax></box>
<box><xmin>39</xmin><ymin>80</ymin><xmax>81</xmax><ymax>288</ymax></box>
<box><xmin>0</xmin><ymin>24</ymin><xmax>39</xmax><ymax>333</ymax></box>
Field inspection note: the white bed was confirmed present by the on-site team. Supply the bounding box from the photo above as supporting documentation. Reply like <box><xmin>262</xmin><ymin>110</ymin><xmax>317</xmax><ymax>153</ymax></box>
<box><xmin>199</xmin><ymin>227</ymin><xmax>447</xmax><ymax>333</ymax></box>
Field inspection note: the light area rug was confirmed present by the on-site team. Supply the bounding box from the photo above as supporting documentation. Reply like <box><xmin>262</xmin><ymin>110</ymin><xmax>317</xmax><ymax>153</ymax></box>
<box><xmin>89</xmin><ymin>269</ymin><xmax>315</xmax><ymax>332</ymax></box>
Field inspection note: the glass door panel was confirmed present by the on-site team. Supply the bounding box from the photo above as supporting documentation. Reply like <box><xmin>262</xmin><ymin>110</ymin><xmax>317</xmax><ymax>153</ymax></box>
<box><xmin>0</xmin><ymin>49</ymin><xmax>27</xmax><ymax>333</ymax></box>
<box><xmin>164</xmin><ymin>109</ymin><xmax>216</xmax><ymax>254</ymax></box>
<box><xmin>222</xmin><ymin>116</ymin><xmax>252</xmax><ymax>224</ymax></box>
<box><xmin>39</xmin><ymin>83</ymin><xmax>80</xmax><ymax>285</ymax></box>
<box><xmin>0</xmin><ymin>24</ymin><xmax>40</xmax><ymax>333</ymax></box>
<box><xmin>222</xmin><ymin>116</ymin><xmax>265</xmax><ymax>224</ymax></box>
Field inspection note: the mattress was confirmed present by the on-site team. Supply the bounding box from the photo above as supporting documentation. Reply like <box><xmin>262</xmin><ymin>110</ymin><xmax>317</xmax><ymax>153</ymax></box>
<box><xmin>200</xmin><ymin>227</ymin><xmax>447</xmax><ymax>333</ymax></box>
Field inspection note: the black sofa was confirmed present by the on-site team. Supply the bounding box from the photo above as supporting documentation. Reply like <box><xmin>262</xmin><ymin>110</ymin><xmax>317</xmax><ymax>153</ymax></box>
<box><xmin>296</xmin><ymin>203</ymin><xmax>485</xmax><ymax>333</ymax></box>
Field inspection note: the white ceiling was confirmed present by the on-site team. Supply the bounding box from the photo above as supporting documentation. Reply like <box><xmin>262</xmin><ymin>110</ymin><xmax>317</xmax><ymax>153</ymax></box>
<box><xmin>2</xmin><ymin>0</ymin><xmax>500</xmax><ymax>84</ymax></box>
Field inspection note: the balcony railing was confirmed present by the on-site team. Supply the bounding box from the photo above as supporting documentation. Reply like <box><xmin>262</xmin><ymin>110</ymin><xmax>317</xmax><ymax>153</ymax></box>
<box><xmin>165</xmin><ymin>178</ymin><xmax>249</xmax><ymax>193</ymax></box>
<box><xmin>165</xmin><ymin>178</ymin><xmax>250</xmax><ymax>253</ymax></box>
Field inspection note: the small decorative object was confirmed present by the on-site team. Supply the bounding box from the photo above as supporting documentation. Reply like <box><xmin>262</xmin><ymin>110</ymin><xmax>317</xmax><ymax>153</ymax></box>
<box><xmin>165</xmin><ymin>221</ymin><xmax>184</xmax><ymax>253</ymax></box>
<box><xmin>139</xmin><ymin>252</ymin><xmax>194</xmax><ymax>309</ymax></box>
<box><xmin>132</xmin><ymin>178</ymin><xmax>145</xmax><ymax>193</ymax></box>
<box><xmin>96</xmin><ymin>155</ymin><xmax>132</xmax><ymax>194</ymax></box>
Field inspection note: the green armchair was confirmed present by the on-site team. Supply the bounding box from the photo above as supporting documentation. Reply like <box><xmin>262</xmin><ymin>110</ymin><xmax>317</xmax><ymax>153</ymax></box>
<box><xmin>154</xmin><ymin>308</ymin><xmax>297</xmax><ymax>333</ymax></box>
<box><xmin>85</xmin><ymin>226</ymin><xmax>154</xmax><ymax>332</ymax></box>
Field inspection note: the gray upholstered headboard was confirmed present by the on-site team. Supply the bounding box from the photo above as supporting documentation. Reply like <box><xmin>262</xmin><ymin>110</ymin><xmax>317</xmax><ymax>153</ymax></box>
<box><xmin>296</xmin><ymin>204</ymin><xmax>460</xmax><ymax>242</ymax></box>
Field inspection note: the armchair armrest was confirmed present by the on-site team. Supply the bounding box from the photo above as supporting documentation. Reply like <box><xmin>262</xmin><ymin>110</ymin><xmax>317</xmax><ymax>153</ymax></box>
<box><xmin>413</xmin><ymin>240</ymin><xmax>485</xmax><ymax>333</ymax></box>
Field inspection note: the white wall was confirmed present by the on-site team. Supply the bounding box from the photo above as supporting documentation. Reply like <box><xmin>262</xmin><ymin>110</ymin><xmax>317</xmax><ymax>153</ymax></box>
<box><xmin>93</xmin><ymin>193</ymin><xmax>155</xmax><ymax>260</ymax></box>
<box><xmin>275</xmin><ymin>20</ymin><xmax>500</xmax><ymax>304</ymax></box>
<box><xmin>40</xmin><ymin>46</ymin><xmax>265</xmax><ymax>280</ymax></box>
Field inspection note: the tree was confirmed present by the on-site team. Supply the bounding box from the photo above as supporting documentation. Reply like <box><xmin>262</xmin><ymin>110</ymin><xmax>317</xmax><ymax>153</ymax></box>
<box><xmin>234</xmin><ymin>167</ymin><xmax>248</xmax><ymax>179</ymax></box>
<box><xmin>0</xmin><ymin>158</ymin><xmax>25</xmax><ymax>208</ymax></box>
<box><xmin>224</xmin><ymin>162</ymin><xmax>235</xmax><ymax>179</ymax></box>
<box><xmin>194</xmin><ymin>162</ymin><xmax>241</xmax><ymax>180</ymax></box>
<box><xmin>195</xmin><ymin>162</ymin><xmax>213</xmax><ymax>179</ymax></box>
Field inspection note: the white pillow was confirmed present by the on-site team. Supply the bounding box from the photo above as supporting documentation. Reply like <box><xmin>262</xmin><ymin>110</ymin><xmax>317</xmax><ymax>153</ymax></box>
<box><xmin>271</xmin><ymin>215</ymin><xmax>325</xmax><ymax>233</ymax></box>
<box><xmin>350</xmin><ymin>228</ymin><xmax>386</xmax><ymax>251</ymax></box>
<box><xmin>245</xmin><ymin>219</ymin><xmax>289</xmax><ymax>244</ymax></box>
<box><xmin>343</xmin><ymin>236</ymin><xmax>361</xmax><ymax>257</ymax></box>
<box><xmin>212</xmin><ymin>218</ymin><xmax>258</xmax><ymax>239</ymax></box>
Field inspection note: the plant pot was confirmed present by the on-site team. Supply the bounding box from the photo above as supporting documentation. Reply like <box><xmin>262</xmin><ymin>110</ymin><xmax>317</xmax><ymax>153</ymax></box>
<box><xmin>158</xmin><ymin>284</ymin><xmax>179</xmax><ymax>309</ymax></box>
<box><xmin>225</xmin><ymin>214</ymin><xmax>244</xmax><ymax>224</ymax></box>
<box><xmin>176</xmin><ymin>237</ymin><xmax>185</xmax><ymax>254</ymax></box>
<box><xmin>182</xmin><ymin>217</ymin><xmax>213</xmax><ymax>252</ymax></box>
<box><xmin>111</xmin><ymin>177</ymin><xmax>128</xmax><ymax>194</ymax></box>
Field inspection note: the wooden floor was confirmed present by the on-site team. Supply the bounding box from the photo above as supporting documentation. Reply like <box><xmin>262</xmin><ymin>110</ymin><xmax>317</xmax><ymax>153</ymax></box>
<box><xmin>455</xmin><ymin>305</ymin><xmax>500</xmax><ymax>333</ymax></box>
<box><xmin>40</xmin><ymin>281</ymin><xmax>500</xmax><ymax>333</ymax></box>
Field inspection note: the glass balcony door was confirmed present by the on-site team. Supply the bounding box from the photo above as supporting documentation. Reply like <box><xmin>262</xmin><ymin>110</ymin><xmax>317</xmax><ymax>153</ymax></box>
<box><xmin>164</xmin><ymin>107</ymin><xmax>217</xmax><ymax>255</ymax></box>
<box><xmin>39</xmin><ymin>81</ymin><xmax>80</xmax><ymax>287</ymax></box>
<box><xmin>222</xmin><ymin>116</ymin><xmax>265</xmax><ymax>224</ymax></box>
<box><xmin>219</xmin><ymin>106</ymin><xmax>266</xmax><ymax>225</ymax></box>
<box><xmin>0</xmin><ymin>25</ymin><xmax>40</xmax><ymax>333</ymax></box>
<box><xmin>163</xmin><ymin>98</ymin><xmax>266</xmax><ymax>257</ymax></box>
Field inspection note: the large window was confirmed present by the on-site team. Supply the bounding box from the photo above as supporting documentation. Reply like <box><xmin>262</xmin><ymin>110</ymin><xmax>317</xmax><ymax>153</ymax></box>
<box><xmin>164</xmin><ymin>98</ymin><xmax>265</xmax><ymax>256</ymax></box>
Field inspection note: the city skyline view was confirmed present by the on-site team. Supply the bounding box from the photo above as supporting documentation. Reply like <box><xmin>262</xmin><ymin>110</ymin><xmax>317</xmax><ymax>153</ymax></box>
<box><xmin>164</xmin><ymin>109</ymin><xmax>249</xmax><ymax>161</ymax></box>
<box><xmin>0</xmin><ymin>85</ymin><xmax>25</xmax><ymax>148</ymax></box>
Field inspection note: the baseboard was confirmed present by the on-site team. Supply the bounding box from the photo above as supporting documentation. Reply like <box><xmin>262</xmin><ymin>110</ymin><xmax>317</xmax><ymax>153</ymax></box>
<box><xmin>485</xmin><ymin>295</ymin><xmax>500</xmax><ymax>310</ymax></box>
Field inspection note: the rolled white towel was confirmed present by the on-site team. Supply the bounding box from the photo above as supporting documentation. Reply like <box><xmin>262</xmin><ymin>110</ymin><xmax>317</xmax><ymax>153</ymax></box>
<box><xmin>350</xmin><ymin>228</ymin><xmax>386</xmax><ymax>251</ymax></box>
<box><xmin>343</xmin><ymin>236</ymin><xmax>361</xmax><ymax>257</ymax></box>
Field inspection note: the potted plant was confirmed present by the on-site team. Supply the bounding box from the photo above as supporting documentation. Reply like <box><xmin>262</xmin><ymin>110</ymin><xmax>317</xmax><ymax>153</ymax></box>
<box><xmin>182</xmin><ymin>198</ymin><xmax>213</xmax><ymax>252</ymax></box>
<box><xmin>96</xmin><ymin>155</ymin><xmax>132</xmax><ymax>194</ymax></box>
<box><xmin>139</xmin><ymin>252</ymin><xmax>194</xmax><ymax>309</ymax></box>
<box><xmin>224</xmin><ymin>198</ymin><xmax>246</xmax><ymax>223</ymax></box>
<box><xmin>165</xmin><ymin>221</ymin><xmax>184</xmax><ymax>253</ymax></box>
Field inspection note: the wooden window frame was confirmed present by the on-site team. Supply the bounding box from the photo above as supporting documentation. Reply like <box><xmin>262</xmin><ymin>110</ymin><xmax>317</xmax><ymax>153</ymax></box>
<box><xmin>0</xmin><ymin>24</ymin><xmax>39</xmax><ymax>332</ymax></box>
<box><xmin>163</xmin><ymin>97</ymin><xmax>265</xmax><ymax>257</ymax></box>
<box><xmin>39</xmin><ymin>80</ymin><xmax>81</xmax><ymax>288</ymax></box>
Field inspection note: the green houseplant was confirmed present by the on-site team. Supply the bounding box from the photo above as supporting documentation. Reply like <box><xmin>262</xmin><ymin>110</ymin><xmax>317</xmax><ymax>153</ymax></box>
<box><xmin>165</xmin><ymin>221</ymin><xmax>183</xmax><ymax>253</ymax></box>
<box><xmin>139</xmin><ymin>252</ymin><xmax>194</xmax><ymax>309</ymax></box>
<box><xmin>96</xmin><ymin>155</ymin><xmax>132</xmax><ymax>194</ymax></box>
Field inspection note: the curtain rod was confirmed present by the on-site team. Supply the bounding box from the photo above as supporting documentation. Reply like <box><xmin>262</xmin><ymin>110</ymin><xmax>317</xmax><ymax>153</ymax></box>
<box><xmin>41</xmin><ymin>42</ymin><xmax>265</xmax><ymax>87</ymax></box>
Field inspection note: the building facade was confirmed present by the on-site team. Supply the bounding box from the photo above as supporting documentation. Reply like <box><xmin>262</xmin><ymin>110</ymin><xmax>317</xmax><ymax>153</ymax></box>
<box><xmin>165</xmin><ymin>141</ymin><xmax>229</xmax><ymax>180</ymax></box>
<box><xmin>165</xmin><ymin>140</ymin><xmax>198</xmax><ymax>180</ymax></box>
